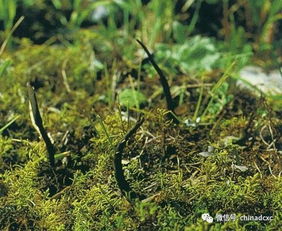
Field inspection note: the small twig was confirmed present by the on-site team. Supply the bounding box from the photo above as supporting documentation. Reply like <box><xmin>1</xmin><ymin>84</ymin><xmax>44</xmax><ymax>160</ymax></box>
<box><xmin>253</xmin><ymin>161</ymin><xmax>263</xmax><ymax>178</ymax></box>
<box><xmin>186</xmin><ymin>83</ymin><xmax>213</xmax><ymax>88</ymax></box>
<box><xmin>114</xmin><ymin>116</ymin><xmax>146</xmax><ymax>201</ymax></box>
<box><xmin>50</xmin><ymin>185</ymin><xmax>71</xmax><ymax>200</ymax></box>
<box><xmin>260</xmin><ymin>124</ymin><xmax>277</xmax><ymax>150</ymax></box>
<box><xmin>136</xmin><ymin>39</ymin><xmax>178</xmax><ymax>123</ymax></box>
<box><xmin>27</xmin><ymin>82</ymin><xmax>56</xmax><ymax>167</ymax></box>
<box><xmin>61</xmin><ymin>60</ymin><xmax>71</xmax><ymax>93</ymax></box>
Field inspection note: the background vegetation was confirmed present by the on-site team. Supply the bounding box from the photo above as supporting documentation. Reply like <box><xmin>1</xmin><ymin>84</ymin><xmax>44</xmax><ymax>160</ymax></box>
<box><xmin>0</xmin><ymin>0</ymin><xmax>281</xmax><ymax>230</ymax></box>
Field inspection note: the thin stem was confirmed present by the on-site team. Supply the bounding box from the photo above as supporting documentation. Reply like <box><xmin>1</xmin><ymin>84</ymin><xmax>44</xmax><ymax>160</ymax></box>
<box><xmin>136</xmin><ymin>39</ymin><xmax>178</xmax><ymax>123</ymax></box>
<box><xmin>114</xmin><ymin>116</ymin><xmax>146</xmax><ymax>201</ymax></box>
<box><xmin>193</xmin><ymin>78</ymin><xmax>204</xmax><ymax>121</ymax></box>
<box><xmin>27</xmin><ymin>83</ymin><xmax>56</xmax><ymax>167</ymax></box>
<box><xmin>0</xmin><ymin>16</ymin><xmax>24</xmax><ymax>57</ymax></box>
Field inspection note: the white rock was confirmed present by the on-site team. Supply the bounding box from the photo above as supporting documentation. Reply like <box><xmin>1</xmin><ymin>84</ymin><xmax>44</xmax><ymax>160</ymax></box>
<box><xmin>232</xmin><ymin>164</ymin><xmax>248</xmax><ymax>172</ymax></box>
<box><xmin>238</xmin><ymin>66</ymin><xmax>282</xmax><ymax>95</ymax></box>
<box><xmin>198</xmin><ymin>151</ymin><xmax>213</xmax><ymax>157</ymax></box>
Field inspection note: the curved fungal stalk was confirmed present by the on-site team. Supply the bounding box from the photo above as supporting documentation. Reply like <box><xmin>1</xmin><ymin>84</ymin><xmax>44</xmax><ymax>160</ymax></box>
<box><xmin>114</xmin><ymin>116</ymin><xmax>145</xmax><ymax>201</ymax></box>
<box><xmin>27</xmin><ymin>82</ymin><xmax>56</xmax><ymax>167</ymax></box>
<box><xmin>136</xmin><ymin>39</ymin><xmax>179</xmax><ymax>123</ymax></box>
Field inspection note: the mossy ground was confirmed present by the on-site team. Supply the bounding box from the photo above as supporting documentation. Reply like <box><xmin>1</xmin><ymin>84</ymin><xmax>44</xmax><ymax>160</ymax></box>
<box><xmin>0</xmin><ymin>36</ymin><xmax>281</xmax><ymax>230</ymax></box>
<box><xmin>1</xmin><ymin>1</ymin><xmax>282</xmax><ymax>230</ymax></box>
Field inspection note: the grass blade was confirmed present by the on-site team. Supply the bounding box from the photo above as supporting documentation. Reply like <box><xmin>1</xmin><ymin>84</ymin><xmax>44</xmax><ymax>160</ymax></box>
<box><xmin>0</xmin><ymin>115</ymin><xmax>19</xmax><ymax>134</ymax></box>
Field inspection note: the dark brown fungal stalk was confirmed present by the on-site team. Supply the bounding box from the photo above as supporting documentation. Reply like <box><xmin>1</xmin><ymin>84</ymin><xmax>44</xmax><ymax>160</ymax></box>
<box><xmin>136</xmin><ymin>39</ymin><xmax>179</xmax><ymax>123</ymax></box>
<box><xmin>27</xmin><ymin>82</ymin><xmax>56</xmax><ymax>167</ymax></box>
<box><xmin>114</xmin><ymin>116</ymin><xmax>146</xmax><ymax>201</ymax></box>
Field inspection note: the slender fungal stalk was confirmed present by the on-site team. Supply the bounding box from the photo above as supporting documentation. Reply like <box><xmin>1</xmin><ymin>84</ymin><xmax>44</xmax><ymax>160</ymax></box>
<box><xmin>114</xmin><ymin>116</ymin><xmax>145</xmax><ymax>201</ymax></box>
<box><xmin>27</xmin><ymin>83</ymin><xmax>56</xmax><ymax>167</ymax></box>
<box><xmin>136</xmin><ymin>39</ymin><xmax>178</xmax><ymax>123</ymax></box>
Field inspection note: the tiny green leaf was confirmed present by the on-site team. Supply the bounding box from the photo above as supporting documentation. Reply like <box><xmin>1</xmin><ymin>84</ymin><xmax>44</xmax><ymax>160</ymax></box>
<box><xmin>0</xmin><ymin>59</ymin><xmax>11</xmax><ymax>77</ymax></box>
<box><xmin>118</xmin><ymin>89</ymin><xmax>147</xmax><ymax>108</ymax></box>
